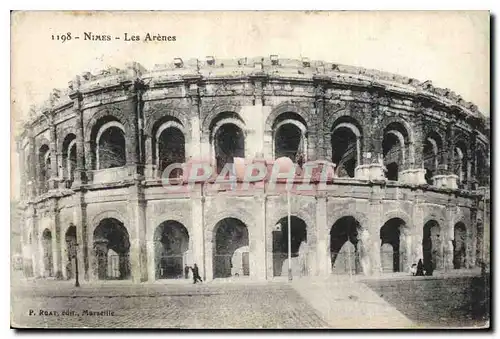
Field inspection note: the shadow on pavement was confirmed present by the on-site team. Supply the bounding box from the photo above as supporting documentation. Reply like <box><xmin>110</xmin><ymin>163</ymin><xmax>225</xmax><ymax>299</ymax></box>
<box><xmin>363</xmin><ymin>275</ymin><xmax>490</xmax><ymax>328</ymax></box>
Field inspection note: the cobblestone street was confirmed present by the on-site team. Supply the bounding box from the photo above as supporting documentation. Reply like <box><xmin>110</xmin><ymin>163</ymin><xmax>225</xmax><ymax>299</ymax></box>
<box><xmin>11</xmin><ymin>281</ymin><xmax>329</xmax><ymax>329</ymax></box>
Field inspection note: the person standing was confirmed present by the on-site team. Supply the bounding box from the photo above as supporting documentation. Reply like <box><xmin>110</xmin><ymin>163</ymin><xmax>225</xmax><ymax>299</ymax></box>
<box><xmin>416</xmin><ymin>259</ymin><xmax>424</xmax><ymax>276</ymax></box>
<box><xmin>184</xmin><ymin>265</ymin><xmax>190</xmax><ymax>279</ymax></box>
<box><xmin>192</xmin><ymin>263</ymin><xmax>203</xmax><ymax>284</ymax></box>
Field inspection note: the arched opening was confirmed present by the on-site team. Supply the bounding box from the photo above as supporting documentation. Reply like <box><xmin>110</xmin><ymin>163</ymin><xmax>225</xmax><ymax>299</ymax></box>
<box><xmin>273</xmin><ymin>113</ymin><xmax>307</xmax><ymax>164</ymax></box>
<box><xmin>476</xmin><ymin>148</ymin><xmax>488</xmax><ymax>186</ymax></box>
<box><xmin>153</xmin><ymin>119</ymin><xmax>186</xmax><ymax>178</ymax></box>
<box><xmin>423</xmin><ymin>132</ymin><xmax>442</xmax><ymax>185</ymax></box>
<box><xmin>94</xmin><ymin>121</ymin><xmax>126</xmax><ymax>170</ymax></box>
<box><xmin>331</xmin><ymin>119</ymin><xmax>361</xmax><ymax>178</ymax></box>
<box><xmin>93</xmin><ymin>218</ymin><xmax>130</xmax><ymax>280</ymax></box>
<box><xmin>382</xmin><ymin>123</ymin><xmax>409</xmax><ymax>181</ymax></box>
<box><xmin>154</xmin><ymin>221</ymin><xmax>189</xmax><ymax>279</ymax></box>
<box><xmin>213</xmin><ymin>218</ymin><xmax>249</xmax><ymax>278</ymax></box>
<box><xmin>62</xmin><ymin>134</ymin><xmax>77</xmax><ymax>188</ymax></box>
<box><xmin>330</xmin><ymin>216</ymin><xmax>362</xmax><ymax>274</ymax></box>
<box><xmin>213</xmin><ymin>123</ymin><xmax>245</xmax><ymax>175</ymax></box>
<box><xmin>422</xmin><ymin>220</ymin><xmax>441</xmax><ymax>273</ymax></box>
<box><xmin>42</xmin><ymin>228</ymin><xmax>53</xmax><ymax>277</ymax></box>
<box><xmin>38</xmin><ymin>144</ymin><xmax>50</xmax><ymax>193</ymax></box>
<box><xmin>65</xmin><ymin>225</ymin><xmax>77</xmax><ymax>280</ymax></box>
<box><xmin>380</xmin><ymin>218</ymin><xmax>407</xmax><ymax>272</ymax></box>
<box><xmin>453</xmin><ymin>222</ymin><xmax>467</xmax><ymax>269</ymax></box>
<box><xmin>272</xmin><ymin>216</ymin><xmax>308</xmax><ymax>277</ymax></box>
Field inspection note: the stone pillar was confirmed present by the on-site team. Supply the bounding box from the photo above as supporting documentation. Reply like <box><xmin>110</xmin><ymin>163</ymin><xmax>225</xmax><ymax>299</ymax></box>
<box><xmin>146</xmin><ymin>236</ymin><xmax>156</xmax><ymax>282</ymax></box>
<box><xmin>315</xmin><ymin>195</ymin><xmax>329</xmax><ymax>277</ymax></box>
<box><xmin>191</xmin><ymin>188</ymin><xmax>206</xmax><ymax>280</ymax></box>
<box><xmin>402</xmin><ymin>227</ymin><xmax>413</xmax><ymax>270</ymax></box>
<box><xmin>467</xmin><ymin>208</ymin><xmax>478</xmax><ymax>268</ymax></box>
<box><xmin>73</xmin><ymin>192</ymin><xmax>89</xmax><ymax>281</ymax></box>
<box><xmin>314</xmin><ymin>81</ymin><xmax>326</xmax><ymax>161</ymax></box>
<box><xmin>126</xmin><ymin>91</ymin><xmax>140</xmax><ymax>178</ymax></box>
<box><xmin>447</xmin><ymin>122</ymin><xmax>455</xmax><ymax>174</ymax></box>
<box><xmin>187</xmin><ymin>81</ymin><xmax>202</xmax><ymax>160</ymax></box>
<box><xmin>443</xmin><ymin>205</ymin><xmax>455</xmax><ymax>272</ymax></box>
<box><xmin>252</xmin><ymin>195</ymin><xmax>267</xmax><ymax>280</ymax></box>
<box><xmin>84</xmin><ymin>140</ymin><xmax>94</xmax><ymax>183</ymax></box>
<box><xmin>71</xmin><ymin>93</ymin><xmax>86</xmax><ymax>186</ymax></box>
<box><xmin>27</xmin><ymin>134</ymin><xmax>37</xmax><ymax>198</ymax></box>
<box><xmin>200</xmin><ymin>134</ymin><xmax>211</xmax><ymax>166</ymax></box>
<box><xmin>190</xmin><ymin>116</ymin><xmax>201</xmax><ymax>159</ymax></box>
<box><xmin>27</xmin><ymin>205</ymin><xmax>41</xmax><ymax>278</ymax></box>
<box><xmin>48</xmin><ymin>122</ymin><xmax>59</xmax><ymax>190</ymax></box>
<box><xmin>368</xmin><ymin>189</ymin><xmax>383</xmax><ymax>275</ymax></box>
<box><xmin>128</xmin><ymin>183</ymin><xmax>148</xmax><ymax>283</ymax></box>
<box><xmin>412</xmin><ymin>192</ymin><xmax>425</xmax><ymax>262</ymax></box>
<box><xmin>263</xmin><ymin>130</ymin><xmax>273</xmax><ymax>159</ymax></box>
<box><xmin>49</xmin><ymin>200</ymin><xmax>63</xmax><ymax>279</ymax></box>
<box><xmin>144</xmin><ymin>136</ymin><xmax>154</xmax><ymax>179</ymax></box>
<box><xmin>61</xmin><ymin>236</ymin><xmax>69</xmax><ymax>281</ymax></box>
<box><xmin>241</xmin><ymin>105</ymin><xmax>265</xmax><ymax>160</ymax></box>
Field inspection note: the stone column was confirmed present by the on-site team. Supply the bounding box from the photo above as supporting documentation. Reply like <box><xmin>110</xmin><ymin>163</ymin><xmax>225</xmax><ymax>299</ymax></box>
<box><xmin>315</xmin><ymin>195</ymin><xmax>329</xmax><ymax>277</ymax></box>
<box><xmin>447</xmin><ymin>122</ymin><xmax>455</xmax><ymax>174</ymax></box>
<box><xmin>27</xmin><ymin>205</ymin><xmax>41</xmax><ymax>278</ymax></box>
<box><xmin>71</xmin><ymin>92</ymin><xmax>86</xmax><ymax>186</ymax></box>
<box><xmin>144</xmin><ymin>135</ymin><xmax>154</xmax><ymax>179</ymax></box>
<box><xmin>47</xmin><ymin>121</ymin><xmax>59</xmax><ymax>190</ymax></box>
<box><xmin>27</xmin><ymin>134</ymin><xmax>37</xmax><ymax>198</ymax></box>
<box><xmin>401</xmin><ymin>227</ymin><xmax>413</xmax><ymax>270</ymax></box>
<box><xmin>443</xmin><ymin>204</ymin><xmax>455</xmax><ymax>272</ymax></box>
<box><xmin>49</xmin><ymin>200</ymin><xmax>63</xmax><ymax>279</ymax></box>
<box><xmin>61</xmin><ymin>235</ymin><xmax>69</xmax><ymax>281</ymax></box>
<box><xmin>146</xmin><ymin>236</ymin><xmax>156</xmax><ymax>282</ymax></box>
<box><xmin>72</xmin><ymin>192</ymin><xmax>89</xmax><ymax>281</ymax></box>
<box><xmin>368</xmin><ymin>189</ymin><xmax>383</xmax><ymax>275</ymax></box>
<box><xmin>191</xmin><ymin>187</ymin><xmax>206</xmax><ymax>280</ymax></box>
<box><xmin>189</xmin><ymin>116</ymin><xmax>201</xmax><ymax>159</ymax></box>
<box><xmin>467</xmin><ymin>207</ymin><xmax>478</xmax><ymax>268</ymax></box>
<box><xmin>314</xmin><ymin>80</ymin><xmax>326</xmax><ymax>161</ymax></box>
<box><xmin>127</xmin><ymin>183</ymin><xmax>148</xmax><ymax>283</ymax></box>
<box><xmin>252</xmin><ymin>194</ymin><xmax>267</xmax><ymax>280</ymax></box>
<box><xmin>411</xmin><ymin>191</ymin><xmax>425</xmax><ymax>262</ymax></box>
<box><xmin>187</xmin><ymin>82</ymin><xmax>202</xmax><ymax>160</ymax></box>
<box><xmin>126</xmin><ymin>90</ymin><xmax>140</xmax><ymax>178</ymax></box>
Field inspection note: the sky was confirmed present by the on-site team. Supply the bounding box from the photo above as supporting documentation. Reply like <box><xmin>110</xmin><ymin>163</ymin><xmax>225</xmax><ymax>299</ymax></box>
<box><xmin>10</xmin><ymin>10</ymin><xmax>490</xmax><ymax>197</ymax></box>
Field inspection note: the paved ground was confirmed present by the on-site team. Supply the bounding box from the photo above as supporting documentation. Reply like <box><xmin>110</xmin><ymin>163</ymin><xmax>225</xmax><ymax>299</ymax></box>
<box><xmin>11</xmin><ymin>281</ymin><xmax>329</xmax><ymax>329</ymax></box>
<box><xmin>292</xmin><ymin>277</ymin><xmax>416</xmax><ymax>329</ymax></box>
<box><xmin>362</xmin><ymin>274</ymin><xmax>490</xmax><ymax>329</ymax></box>
<box><xmin>11</xmin><ymin>270</ymin><xmax>490</xmax><ymax>329</ymax></box>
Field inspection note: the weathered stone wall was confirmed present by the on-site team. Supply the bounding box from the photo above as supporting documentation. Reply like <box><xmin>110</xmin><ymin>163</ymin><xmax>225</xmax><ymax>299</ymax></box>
<box><xmin>17</xmin><ymin>57</ymin><xmax>490</xmax><ymax>282</ymax></box>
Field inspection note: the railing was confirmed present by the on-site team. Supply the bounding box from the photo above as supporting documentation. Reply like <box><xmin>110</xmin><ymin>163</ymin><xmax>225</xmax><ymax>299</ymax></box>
<box><xmin>96</xmin><ymin>254</ymin><xmax>131</xmax><ymax>280</ymax></box>
<box><xmin>213</xmin><ymin>253</ymin><xmax>250</xmax><ymax>278</ymax></box>
<box><xmin>156</xmin><ymin>254</ymin><xmax>186</xmax><ymax>279</ymax></box>
<box><xmin>92</xmin><ymin>166</ymin><xmax>129</xmax><ymax>184</ymax></box>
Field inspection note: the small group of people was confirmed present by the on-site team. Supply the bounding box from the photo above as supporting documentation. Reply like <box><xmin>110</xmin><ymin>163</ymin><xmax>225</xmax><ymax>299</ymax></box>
<box><xmin>409</xmin><ymin>259</ymin><xmax>434</xmax><ymax>276</ymax></box>
<box><xmin>184</xmin><ymin>263</ymin><xmax>203</xmax><ymax>284</ymax></box>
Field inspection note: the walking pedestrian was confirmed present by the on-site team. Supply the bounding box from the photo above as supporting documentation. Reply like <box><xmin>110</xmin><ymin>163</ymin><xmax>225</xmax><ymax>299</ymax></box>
<box><xmin>192</xmin><ymin>263</ymin><xmax>203</xmax><ymax>284</ymax></box>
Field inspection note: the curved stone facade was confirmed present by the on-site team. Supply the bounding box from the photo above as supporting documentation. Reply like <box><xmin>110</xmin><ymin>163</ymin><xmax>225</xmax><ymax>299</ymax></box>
<box><xmin>16</xmin><ymin>56</ymin><xmax>490</xmax><ymax>282</ymax></box>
